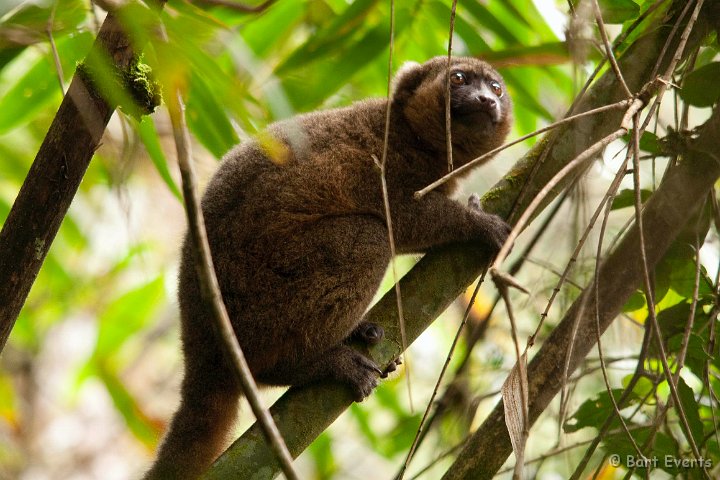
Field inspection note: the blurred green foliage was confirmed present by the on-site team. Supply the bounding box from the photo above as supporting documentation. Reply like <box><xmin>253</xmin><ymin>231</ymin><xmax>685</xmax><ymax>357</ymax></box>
<box><xmin>1</xmin><ymin>0</ymin><xmax>719</xmax><ymax>478</ymax></box>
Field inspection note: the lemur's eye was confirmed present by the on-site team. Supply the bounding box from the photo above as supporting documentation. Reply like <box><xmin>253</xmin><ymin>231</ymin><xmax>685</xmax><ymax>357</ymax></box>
<box><xmin>490</xmin><ymin>81</ymin><xmax>503</xmax><ymax>97</ymax></box>
<box><xmin>450</xmin><ymin>71</ymin><xmax>467</xmax><ymax>85</ymax></box>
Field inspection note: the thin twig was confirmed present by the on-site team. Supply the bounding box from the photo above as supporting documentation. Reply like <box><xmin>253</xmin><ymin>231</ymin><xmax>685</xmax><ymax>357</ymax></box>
<box><xmin>566</xmin><ymin>31</ymin><xmax>715</xmax><ymax>468</ymax></box>
<box><xmin>492</xmin><ymin>0</ymin><xmax>665</xmax><ymax>227</ymax></box>
<box><xmin>639</xmin><ymin>0</ymin><xmax>702</xmax><ymax>135</ymax></box>
<box><xmin>167</xmin><ymin>83</ymin><xmax>299</xmax><ymax>480</ymax></box>
<box><xmin>407</xmin><ymin>442</ymin><xmax>465</xmax><ymax>480</ymax></box>
<box><xmin>390</xmin><ymin>5</ymin><xmax>466</xmax><ymax>472</ymax></box>
<box><xmin>705</xmin><ymin>190</ymin><xmax>720</xmax><ymax>450</ymax></box>
<box><xmin>395</xmin><ymin>271</ymin><xmax>489</xmax><ymax>480</ymax></box>
<box><xmin>622</xmin><ymin>3</ymin><xmax>710</xmax><ymax>471</ymax></box>
<box><xmin>500</xmin><ymin>421</ymin><xmax>676</xmax><ymax>476</ymax></box>
<box><xmin>545</xmin><ymin>151</ymin><xmax>635</xmax><ymax>440</ymax></box>
<box><xmin>445</xmin><ymin>0</ymin><xmax>458</xmax><ymax>173</ymax></box>
<box><xmin>500</xmin><ymin>100</ymin><xmax>645</xmax><ymax>436</ymax></box>
<box><xmin>705</xmin><ymin>306</ymin><xmax>719</xmax><ymax>447</ymax></box>
<box><xmin>47</xmin><ymin>0</ymin><xmax>65</xmax><ymax>94</ymax></box>
<box><xmin>415</xmin><ymin>99</ymin><xmax>633</xmax><ymax>198</ymax></box>
<box><xmin>523</xmin><ymin>257</ymin><xmax>584</xmax><ymax>291</ymax></box>
<box><xmin>630</xmin><ymin>110</ymin><xmax>708</xmax><ymax>476</ymax></box>
<box><xmin>477</xmin><ymin>97</ymin><xmax>640</xmax><ymax>439</ymax></box>
<box><xmin>631</xmin><ymin>199</ymin><xmax>706</xmax><ymax>477</ymax></box>
<box><xmin>375</xmin><ymin>0</ymin><xmax>413</xmax><ymax>412</ymax></box>
<box><xmin>490</xmin><ymin>98</ymin><xmax>645</xmax><ymax>273</ymax></box>
<box><xmin>671</xmin><ymin>198</ymin><xmax>704</xmax><ymax>381</ymax></box>
<box><xmin>591</xmin><ymin>0</ymin><xmax>632</xmax><ymax>98</ymax></box>
<box><xmin>569</xmin><ymin>324</ymin><xmax>656</xmax><ymax>480</ymax></box>
<box><xmin>592</xmin><ymin>147</ymin><xmax>646</xmax><ymax>459</ymax></box>
<box><xmin>680</xmin><ymin>48</ymin><xmax>699</xmax><ymax>132</ymax></box>
<box><xmin>529</xmin><ymin>147</ymin><xmax>630</xmax><ymax>347</ymax></box>
<box><xmin>492</xmin><ymin>276</ymin><xmax>529</xmax><ymax>480</ymax></box>
<box><xmin>192</xmin><ymin>0</ymin><xmax>276</xmax><ymax>13</ymax></box>
<box><xmin>394</xmin><ymin>191</ymin><xmax>571</xmax><ymax>477</ymax></box>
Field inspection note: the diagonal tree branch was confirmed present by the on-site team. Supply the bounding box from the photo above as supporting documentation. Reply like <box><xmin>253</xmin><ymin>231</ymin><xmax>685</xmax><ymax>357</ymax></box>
<box><xmin>205</xmin><ymin>2</ymin><xmax>715</xmax><ymax>478</ymax></box>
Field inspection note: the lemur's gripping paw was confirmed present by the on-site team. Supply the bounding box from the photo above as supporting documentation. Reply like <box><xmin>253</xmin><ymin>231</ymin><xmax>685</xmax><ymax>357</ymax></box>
<box><xmin>468</xmin><ymin>193</ymin><xmax>512</xmax><ymax>254</ymax></box>
<box><xmin>329</xmin><ymin>346</ymin><xmax>382</xmax><ymax>402</ymax></box>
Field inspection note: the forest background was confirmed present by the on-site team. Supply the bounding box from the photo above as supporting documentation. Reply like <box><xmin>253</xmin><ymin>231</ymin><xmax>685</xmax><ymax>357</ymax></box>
<box><xmin>1</xmin><ymin>0</ymin><xmax>719</xmax><ymax>479</ymax></box>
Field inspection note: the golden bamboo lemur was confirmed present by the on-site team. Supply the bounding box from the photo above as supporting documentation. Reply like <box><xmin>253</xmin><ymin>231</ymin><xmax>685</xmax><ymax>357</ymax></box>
<box><xmin>145</xmin><ymin>56</ymin><xmax>513</xmax><ymax>479</ymax></box>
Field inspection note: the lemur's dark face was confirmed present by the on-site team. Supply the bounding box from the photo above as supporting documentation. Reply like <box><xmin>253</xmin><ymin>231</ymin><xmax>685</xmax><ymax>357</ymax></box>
<box><xmin>448</xmin><ymin>64</ymin><xmax>509</xmax><ymax>128</ymax></box>
<box><xmin>393</xmin><ymin>56</ymin><xmax>512</xmax><ymax>164</ymax></box>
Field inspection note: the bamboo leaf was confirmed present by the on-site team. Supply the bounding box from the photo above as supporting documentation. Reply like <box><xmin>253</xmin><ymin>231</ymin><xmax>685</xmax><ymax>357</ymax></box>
<box><xmin>679</xmin><ymin>62</ymin><xmax>720</xmax><ymax>107</ymax></box>
<box><xmin>135</xmin><ymin>116</ymin><xmax>183</xmax><ymax>201</ymax></box>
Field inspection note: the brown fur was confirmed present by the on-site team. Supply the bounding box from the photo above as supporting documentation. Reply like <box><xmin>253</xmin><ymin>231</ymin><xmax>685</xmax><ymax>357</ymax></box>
<box><xmin>144</xmin><ymin>56</ymin><xmax>512</xmax><ymax>479</ymax></box>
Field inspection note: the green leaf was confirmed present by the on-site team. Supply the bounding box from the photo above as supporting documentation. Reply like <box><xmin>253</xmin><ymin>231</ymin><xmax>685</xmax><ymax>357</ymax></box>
<box><xmin>611</xmin><ymin>188</ymin><xmax>653</xmax><ymax>210</ymax></box>
<box><xmin>564</xmin><ymin>388</ymin><xmax>636</xmax><ymax>433</ymax></box>
<box><xmin>282</xmin><ymin>23</ymin><xmax>395</xmax><ymax>111</ymax></box>
<box><xmin>622</xmin><ymin>374</ymin><xmax>655</xmax><ymax>400</ymax></box>
<box><xmin>0</xmin><ymin>47</ymin><xmax>25</xmax><ymax>71</ymax></box>
<box><xmin>462</xmin><ymin>1</ymin><xmax>520</xmax><ymax>45</ymax></box>
<box><xmin>657</xmin><ymin>302</ymin><xmax>694</xmax><ymax>338</ymax></box>
<box><xmin>374</xmin><ymin>383</ymin><xmax>424</xmax><ymax>456</ymax></box>
<box><xmin>135</xmin><ymin>117</ymin><xmax>182</xmax><ymax>201</ymax></box>
<box><xmin>679</xmin><ymin>62</ymin><xmax>720</xmax><ymax>107</ymax></box>
<box><xmin>621</xmin><ymin>130</ymin><xmax>662</xmax><ymax>155</ymax></box>
<box><xmin>0</xmin><ymin>31</ymin><xmax>93</xmax><ymax>133</ymax></box>
<box><xmin>638</xmin><ymin>131</ymin><xmax>662</xmax><ymax>154</ymax></box>
<box><xmin>308</xmin><ymin>432</ymin><xmax>337</xmax><ymax>479</ymax></box>
<box><xmin>676</xmin><ymin>377</ymin><xmax>704</xmax><ymax>449</ymax></box>
<box><xmin>668</xmin><ymin>334</ymin><xmax>713</xmax><ymax>379</ymax></box>
<box><xmin>94</xmin><ymin>276</ymin><xmax>165</xmax><ymax>357</ymax></box>
<box><xmin>501</xmin><ymin>69</ymin><xmax>554</xmax><ymax>121</ymax></box>
<box><xmin>96</xmin><ymin>361</ymin><xmax>161</xmax><ymax>447</ymax></box>
<box><xmin>157</xmin><ymin>4</ymin><xmax>254</xmax><ymax>131</ymax></box>
<box><xmin>599</xmin><ymin>0</ymin><xmax>640</xmax><ymax>24</ymax></box>
<box><xmin>275</xmin><ymin>0</ymin><xmax>378</xmax><ymax>74</ymax></box>
<box><xmin>350</xmin><ymin>402</ymin><xmax>380</xmax><ymax>447</ymax></box>
<box><xmin>238</xmin><ymin>1</ymin><xmax>305</xmax><ymax>57</ymax></box>
<box><xmin>482</xmin><ymin>42</ymin><xmax>570</xmax><ymax>65</ymax></box>
<box><xmin>428</xmin><ymin>1</ymin><xmax>491</xmax><ymax>53</ymax></box>
<box><xmin>496</xmin><ymin>0</ymin><xmax>557</xmax><ymax>41</ymax></box>
<box><xmin>0</xmin><ymin>0</ymin><xmax>86</xmax><ymax>44</ymax></box>
<box><xmin>661</xmin><ymin>246</ymin><xmax>712</xmax><ymax>299</ymax></box>
<box><xmin>186</xmin><ymin>71</ymin><xmax>240</xmax><ymax>158</ymax></box>
<box><xmin>622</xmin><ymin>289</ymin><xmax>646</xmax><ymax>312</ymax></box>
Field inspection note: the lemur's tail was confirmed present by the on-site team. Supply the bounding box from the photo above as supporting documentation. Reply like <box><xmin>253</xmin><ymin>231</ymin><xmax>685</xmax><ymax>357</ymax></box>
<box><xmin>143</xmin><ymin>361</ymin><xmax>240</xmax><ymax>480</ymax></box>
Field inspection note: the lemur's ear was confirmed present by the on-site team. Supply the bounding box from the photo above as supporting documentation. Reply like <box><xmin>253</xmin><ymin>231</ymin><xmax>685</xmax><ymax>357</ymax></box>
<box><xmin>391</xmin><ymin>61</ymin><xmax>425</xmax><ymax>103</ymax></box>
